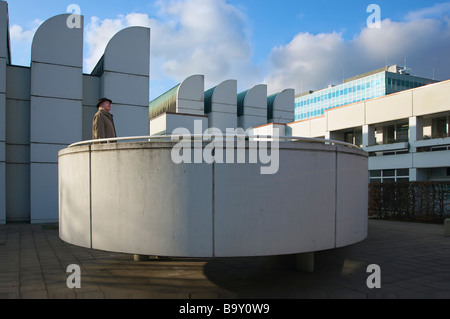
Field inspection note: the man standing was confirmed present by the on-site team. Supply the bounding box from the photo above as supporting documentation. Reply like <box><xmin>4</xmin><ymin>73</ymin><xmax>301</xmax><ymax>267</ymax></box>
<box><xmin>92</xmin><ymin>98</ymin><xmax>117</xmax><ymax>140</ymax></box>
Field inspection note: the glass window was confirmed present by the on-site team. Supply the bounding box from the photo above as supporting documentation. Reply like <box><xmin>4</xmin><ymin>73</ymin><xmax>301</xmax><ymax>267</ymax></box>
<box><xmin>370</xmin><ymin>170</ymin><xmax>381</xmax><ymax>178</ymax></box>
<box><xmin>396</xmin><ymin>123</ymin><xmax>409</xmax><ymax>143</ymax></box>
<box><xmin>432</xmin><ymin>117</ymin><xmax>449</xmax><ymax>138</ymax></box>
<box><xmin>345</xmin><ymin>132</ymin><xmax>354</xmax><ymax>144</ymax></box>
<box><xmin>355</xmin><ymin>131</ymin><xmax>362</xmax><ymax>146</ymax></box>
<box><xmin>397</xmin><ymin>169</ymin><xmax>409</xmax><ymax>177</ymax></box>
<box><xmin>383</xmin><ymin>169</ymin><xmax>395</xmax><ymax>177</ymax></box>
<box><xmin>384</xmin><ymin>125</ymin><xmax>396</xmax><ymax>144</ymax></box>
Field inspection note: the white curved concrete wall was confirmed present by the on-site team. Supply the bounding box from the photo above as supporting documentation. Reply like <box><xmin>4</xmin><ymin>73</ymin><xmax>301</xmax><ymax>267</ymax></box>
<box><xmin>238</xmin><ymin>84</ymin><xmax>268</xmax><ymax>130</ymax></box>
<box><xmin>1</xmin><ymin>4</ymin><xmax>151</xmax><ymax>223</ymax></box>
<box><xmin>103</xmin><ymin>26</ymin><xmax>150</xmax><ymax>77</ymax></box>
<box><xmin>59</xmin><ymin>141</ymin><xmax>368</xmax><ymax>257</ymax></box>
<box><xmin>100</xmin><ymin>26</ymin><xmax>150</xmax><ymax>138</ymax></box>
<box><xmin>271</xmin><ymin>89</ymin><xmax>294</xmax><ymax>124</ymax></box>
<box><xmin>30</xmin><ymin>14</ymin><xmax>84</xmax><ymax>223</ymax></box>
<box><xmin>177</xmin><ymin>74</ymin><xmax>205</xmax><ymax>116</ymax></box>
<box><xmin>207</xmin><ymin>79</ymin><xmax>237</xmax><ymax>131</ymax></box>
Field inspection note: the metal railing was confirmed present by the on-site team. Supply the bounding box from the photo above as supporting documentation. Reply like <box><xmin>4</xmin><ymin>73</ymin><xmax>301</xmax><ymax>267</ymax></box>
<box><xmin>68</xmin><ymin>135</ymin><xmax>361</xmax><ymax>150</ymax></box>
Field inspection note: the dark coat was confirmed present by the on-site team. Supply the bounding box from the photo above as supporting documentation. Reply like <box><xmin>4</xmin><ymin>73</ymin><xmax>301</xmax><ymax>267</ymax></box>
<box><xmin>92</xmin><ymin>109</ymin><xmax>117</xmax><ymax>139</ymax></box>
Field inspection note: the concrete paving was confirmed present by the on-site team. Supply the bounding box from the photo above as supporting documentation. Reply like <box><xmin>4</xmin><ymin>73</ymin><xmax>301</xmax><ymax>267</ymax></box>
<box><xmin>0</xmin><ymin>219</ymin><xmax>449</xmax><ymax>299</ymax></box>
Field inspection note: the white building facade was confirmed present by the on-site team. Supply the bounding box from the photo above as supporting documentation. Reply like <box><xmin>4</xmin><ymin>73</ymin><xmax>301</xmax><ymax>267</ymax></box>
<box><xmin>289</xmin><ymin>79</ymin><xmax>450</xmax><ymax>183</ymax></box>
<box><xmin>0</xmin><ymin>1</ymin><xmax>150</xmax><ymax>223</ymax></box>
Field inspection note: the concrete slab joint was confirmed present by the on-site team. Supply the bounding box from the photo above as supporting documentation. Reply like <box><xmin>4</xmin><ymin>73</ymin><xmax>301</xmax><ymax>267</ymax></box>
<box><xmin>444</xmin><ymin>219</ymin><xmax>450</xmax><ymax>237</ymax></box>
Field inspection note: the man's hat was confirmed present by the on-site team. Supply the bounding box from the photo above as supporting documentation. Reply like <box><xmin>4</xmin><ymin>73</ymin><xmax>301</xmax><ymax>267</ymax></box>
<box><xmin>96</xmin><ymin>98</ymin><xmax>112</xmax><ymax>108</ymax></box>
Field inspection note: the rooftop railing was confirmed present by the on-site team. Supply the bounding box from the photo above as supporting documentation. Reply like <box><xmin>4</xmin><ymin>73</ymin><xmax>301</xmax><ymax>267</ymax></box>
<box><xmin>68</xmin><ymin>135</ymin><xmax>361</xmax><ymax>149</ymax></box>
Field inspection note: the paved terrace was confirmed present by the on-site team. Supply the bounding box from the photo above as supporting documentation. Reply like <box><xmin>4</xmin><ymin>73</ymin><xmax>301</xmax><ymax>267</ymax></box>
<box><xmin>0</xmin><ymin>219</ymin><xmax>449</xmax><ymax>299</ymax></box>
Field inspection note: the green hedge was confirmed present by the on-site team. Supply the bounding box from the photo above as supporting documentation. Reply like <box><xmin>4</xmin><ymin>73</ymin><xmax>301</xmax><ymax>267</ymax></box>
<box><xmin>369</xmin><ymin>181</ymin><xmax>450</xmax><ymax>223</ymax></box>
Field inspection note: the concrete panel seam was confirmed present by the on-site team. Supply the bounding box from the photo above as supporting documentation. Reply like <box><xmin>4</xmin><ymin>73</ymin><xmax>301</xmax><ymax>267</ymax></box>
<box><xmin>334</xmin><ymin>146</ymin><xmax>338</xmax><ymax>248</ymax></box>
<box><xmin>209</xmin><ymin>102</ymin><xmax>238</xmax><ymax>108</ymax></box>
<box><xmin>89</xmin><ymin>145</ymin><xmax>93</xmax><ymax>249</ymax></box>
<box><xmin>109</xmin><ymin>103</ymin><xmax>149</xmax><ymax>108</ymax></box>
<box><xmin>5</xmin><ymin>161</ymin><xmax>30</xmax><ymax>165</ymax></box>
<box><xmin>102</xmin><ymin>70</ymin><xmax>149</xmax><ymax>78</ymax></box>
<box><xmin>5</xmin><ymin>97</ymin><xmax>30</xmax><ymax>102</ymax></box>
<box><xmin>30</xmin><ymin>95</ymin><xmax>82</xmax><ymax>102</ymax></box>
<box><xmin>212</xmin><ymin>161</ymin><xmax>215</xmax><ymax>258</ymax></box>
<box><xmin>30</xmin><ymin>161</ymin><xmax>58</xmax><ymax>165</ymax></box>
<box><xmin>208</xmin><ymin>110</ymin><xmax>236</xmax><ymax>115</ymax></box>
<box><xmin>6</xmin><ymin>142</ymin><xmax>31</xmax><ymax>146</ymax></box>
<box><xmin>30</xmin><ymin>142</ymin><xmax>70</xmax><ymax>146</ymax></box>
<box><xmin>31</xmin><ymin>61</ymin><xmax>83</xmax><ymax>70</ymax></box>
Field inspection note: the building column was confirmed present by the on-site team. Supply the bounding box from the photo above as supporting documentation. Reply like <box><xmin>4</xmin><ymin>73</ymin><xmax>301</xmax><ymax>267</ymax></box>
<box><xmin>362</xmin><ymin>124</ymin><xmax>375</xmax><ymax>148</ymax></box>
<box><xmin>94</xmin><ymin>26</ymin><xmax>150</xmax><ymax>137</ymax></box>
<box><xmin>205</xmin><ymin>79</ymin><xmax>237</xmax><ymax>131</ymax></box>
<box><xmin>30</xmin><ymin>14</ymin><xmax>83</xmax><ymax>223</ymax></box>
<box><xmin>0</xmin><ymin>1</ymin><xmax>9</xmax><ymax>224</ymax></box>
<box><xmin>237</xmin><ymin>84</ymin><xmax>268</xmax><ymax>130</ymax></box>
<box><xmin>0</xmin><ymin>67</ymin><xmax>5</xmax><ymax>224</ymax></box>
<box><xmin>409</xmin><ymin>168</ymin><xmax>427</xmax><ymax>182</ymax></box>
<box><xmin>409</xmin><ymin>116</ymin><xmax>423</xmax><ymax>153</ymax></box>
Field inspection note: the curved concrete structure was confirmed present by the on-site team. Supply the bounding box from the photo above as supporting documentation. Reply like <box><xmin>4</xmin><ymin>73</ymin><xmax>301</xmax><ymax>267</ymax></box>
<box><xmin>204</xmin><ymin>79</ymin><xmax>238</xmax><ymax>131</ymax></box>
<box><xmin>237</xmin><ymin>84</ymin><xmax>268</xmax><ymax>130</ymax></box>
<box><xmin>148</xmin><ymin>74</ymin><xmax>205</xmax><ymax>119</ymax></box>
<box><xmin>58</xmin><ymin>138</ymin><xmax>368</xmax><ymax>258</ymax></box>
<box><xmin>267</xmin><ymin>89</ymin><xmax>295</xmax><ymax>124</ymax></box>
<box><xmin>31</xmin><ymin>14</ymin><xmax>83</xmax><ymax>67</ymax></box>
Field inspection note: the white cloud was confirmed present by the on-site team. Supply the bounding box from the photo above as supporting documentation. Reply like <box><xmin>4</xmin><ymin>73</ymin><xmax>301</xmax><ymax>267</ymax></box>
<box><xmin>9</xmin><ymin>19</ymin><xmax>43</xmax><ymax>66</ymax></box>
<box><xmin>82</xmin><ymin>0</ymin><xmax>447</xmax><ymax>99</ymax></box>
<box><xmin>84</xmin><ymin>16</ymin><xmax>127</xmax><ymax>72</ymax></box>
<box><xmin>264</xmin><ymin>32</ymin><xmax>348</xmax><ymax>94</ymax></box>
<box><xmin>84</xmin><ymin>0</ymin><xmax>260</xmax><ymax>97</ymax></box>
<box><xmin>12</xmin><ymin>1</ymin><xmax>450</xmax><ymax>100</ymax></box>
<box><xmin>264</xmin><ymin>12</ymin><xmax>450</xmax><ymax>95</ymax></box>
<box><xmin>405</xmin><ymin>2</ymin><xmax>450</xmax><ymax>21</ymax></box>
<box><xmin>9</xmin><ymin>19</ymin><xmax>42</xmax><ymax>42</ymax></box>
<box><xmin>10</xmin><ymin>24</ymin><xmax>34</xmax><ymax>42</ymax></box>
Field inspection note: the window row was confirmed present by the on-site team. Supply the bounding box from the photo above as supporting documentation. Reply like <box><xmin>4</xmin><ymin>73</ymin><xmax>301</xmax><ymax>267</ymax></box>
<box><xmin>369</xmin><ymin>169</ymin><xmax>410</xmax><ymax>183</ymax></box>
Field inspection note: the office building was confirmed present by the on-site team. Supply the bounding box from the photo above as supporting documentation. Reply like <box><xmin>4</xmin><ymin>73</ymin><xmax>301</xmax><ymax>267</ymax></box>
<box><xmin>295</xmin><ymin>65</ymin><xmax>437</xmax><ymax>121</ymax></box>
<box><xmin>289</xmin><ymin>77</ymin><xmax>450</xmax><ymax>183</ymax></box>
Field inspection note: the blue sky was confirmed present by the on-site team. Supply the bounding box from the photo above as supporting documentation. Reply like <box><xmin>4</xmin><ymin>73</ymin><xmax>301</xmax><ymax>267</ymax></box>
<box><xmin>6</xmin><ymin>0</ymin><xmax>450</xmax><ymax>100</ymax></box>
